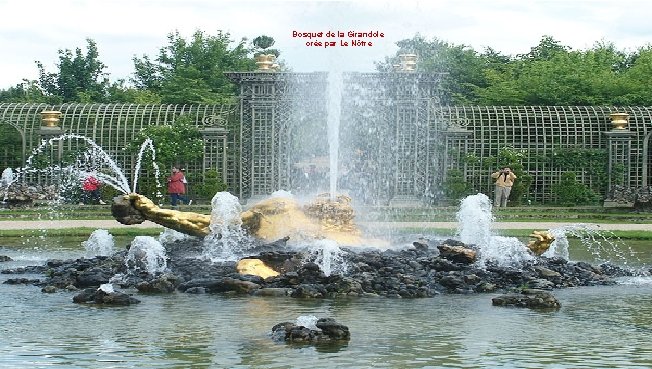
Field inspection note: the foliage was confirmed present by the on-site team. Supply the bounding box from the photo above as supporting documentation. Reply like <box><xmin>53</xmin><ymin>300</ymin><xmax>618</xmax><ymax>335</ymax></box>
<box><xmin>253</xmin><ymin>35</ymin><xmax>279</xmax><ymax>57</ymax></box>
<box><xmin>552</xmin><ymin>172</ymin><xmax>600</xmax><ymax>205</ymax></box>
<box><xmin>0</xmin><ymin>80</ymin><xmax>49</xmax><ymax>103</ymax></box>
<box><xmin>381</xmin><ymin>34</ymin><xmax>652</xmax><ymax>106</ymax></box>
<box><xmin>377</xmin><ymin>35</ymin><xmax>490</xmax><ymax>104</ymax></box>
<box><xmin>0</xmin><ymin>124</ymin><xmax>23</xmax><ymax>168</ymax></box>
<box><xmin>34</xmin><ymin>39</ymin><xmax>110</xmax><ymax>103</ymax></box>
<box><xmin>127</xmin><ymin>115</ymin><xmax>204</xmax><ymax>199</ymax></box>
<box><xmin>443</xmin><ymin>169</ymin><xmax>471</xmax><ymax>200</ymax></box>
<box><xmin>550</xmin><ymin>148</ymin><xmax>608</xmax><ymax>194</ymax></box>
<box><xmin>195</xmin><ymin>169</ymin><xmax>228</xmax><ymax>199</ymax></box>
<box><xmin>131</xmin><ymin>30</ymin><xmax>255</xmax><ymax>104</ymax></box>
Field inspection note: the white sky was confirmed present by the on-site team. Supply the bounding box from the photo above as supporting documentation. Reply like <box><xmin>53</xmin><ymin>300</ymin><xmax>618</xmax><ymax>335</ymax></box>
<box><xmin>0</xmin><ymin>0</ymin><xmax>651</xmax><ymax>87</ymax></box>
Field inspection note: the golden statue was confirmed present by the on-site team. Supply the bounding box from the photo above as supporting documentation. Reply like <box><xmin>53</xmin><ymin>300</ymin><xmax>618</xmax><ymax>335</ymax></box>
<box><xmin>112</xmin><ymin>192</ymin><xmax>367</xmax><ymax>245</ymax></box>
<box><xmin>527</xmin><ymin>230</ymin><xmax>555</xmax><ymax>256</ymax></box>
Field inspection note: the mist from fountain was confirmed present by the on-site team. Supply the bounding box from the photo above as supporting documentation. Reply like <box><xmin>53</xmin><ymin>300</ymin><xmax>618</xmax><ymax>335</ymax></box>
<box><xmin>546</xmin><ymin>224</ymin><xmax>638</xmax><ymax>266</ymax></box>
<box><xmin>327</xmin><ymin>71</ymin><xmax>343</xmax><ymax>200</ymax></box>
<box><xmin>131</xmin><ymin>138</ymin><xmax>162</xmax><ymax>195</ymax></box>
<box><xmin>455</xmin><ymin>193</ymin><xmax>643</xmax><ymax>269</ymax></box>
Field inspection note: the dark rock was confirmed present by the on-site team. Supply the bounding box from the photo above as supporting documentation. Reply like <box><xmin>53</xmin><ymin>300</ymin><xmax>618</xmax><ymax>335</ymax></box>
<box><xmin>0</xmin><ymin>255</ymin><xmax>12</xmax><ymax>262</ymax></box>
<box><xmin>73</xmin><ymin>287</ymin><xmax>140</xmax><ymax>305</ymax></box>
<box><xmin>76</xmin><ymin>267</ymin><xmax>113</xmax><ymax>288</ymax></box>
<box><xmin>136</xmin><ymin>273</ymin><xmax>180</xmax><ymax>293</ymax></box>
<box><xmin>111</xmin><ymin>195</ymin><xmax>146</xmax><ymax>225</ymax></box>
<box><xmin>41</xmin><ymin>285</ymin><xmax>57</xmax><ymax>293</ymax></box>
<box><xmin>271</xmin><ymin>318</ymin><xmax>350</xmax><ymax>343</ymax></box>
<box><xmin>492</xmin><ymin>288</ymin><xmax>561</xmax><ymax>309</ymax></box>
<box><xmin>291</xmin><ymin>283</ymin><xmax>327</xmax><ymax>298</ymax></box>
<box><xmin>3</xmin><ymin>278</ymin><xmax>39</xmax><ymax>285</ymax></box>
<box><xmin>178</xmin><ymin>277</ymin><xmax>260</xmax><ymax>294</ymax></box>
<box><xmin>315</xmin><ymin>318</ymin><xmax>350</xmax><ymax>340</ymax></box>
<box><xmin>252</xmin><ymin>287</ymin><xmax>292</xmax><ymax>297</ymax></box>
<box><xmin>184</xmin><ymin>287</ymin><xmax>206</xmax><ymax>294</ymax></box>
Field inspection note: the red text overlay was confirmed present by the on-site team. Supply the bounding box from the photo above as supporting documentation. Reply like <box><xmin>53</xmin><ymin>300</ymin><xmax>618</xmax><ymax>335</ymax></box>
<box><xmin>292</xmin><ymin>30</ymin><xmax>384</xmax><ymax>48</ymax></box>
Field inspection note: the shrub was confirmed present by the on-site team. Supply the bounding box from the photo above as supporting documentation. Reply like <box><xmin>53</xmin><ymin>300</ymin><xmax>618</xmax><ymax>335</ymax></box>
<box><xmin>443</xmin><ymin>169</ymin><xmax>471</xmax><ymax>200</ymax></box>
<box><xmin>552</xmin><ymin>172</ymin><xmax>600</xmax><ymax>205</ymax></box>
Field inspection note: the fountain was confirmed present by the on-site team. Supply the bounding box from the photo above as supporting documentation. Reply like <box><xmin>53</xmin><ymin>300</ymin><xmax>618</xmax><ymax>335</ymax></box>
<box><xmin>82</xmin><ymin>229</ymin><xmax>115</xmax><ymax>257</ymax></box>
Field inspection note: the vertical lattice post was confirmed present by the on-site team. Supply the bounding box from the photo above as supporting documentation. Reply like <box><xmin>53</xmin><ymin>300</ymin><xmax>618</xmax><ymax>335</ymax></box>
<box><xmin>38</xmin><ymin>111</ymin><xmax>65</xmax><ymax>186</ymax></box>
<box><xmin>200</xmin><ymin>126</ymin><xmax>229</xmax><ymax>190</ymax></box>
<box><xmin>605</xmin><ymin>130</ymin><xmax>636</xmax><ymax>193</ymax></box>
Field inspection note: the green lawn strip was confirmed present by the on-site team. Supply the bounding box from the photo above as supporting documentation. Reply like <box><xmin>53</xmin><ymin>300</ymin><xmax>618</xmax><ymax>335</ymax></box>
<box><xmin>397</xmin><ymin>227</ymin><xmax>652</xmax><ymax>240</ymax></box>
<box><xmin>0</xmin><ymin>227</ymin><xmax>163</xmax><ymax>238</ymax></box>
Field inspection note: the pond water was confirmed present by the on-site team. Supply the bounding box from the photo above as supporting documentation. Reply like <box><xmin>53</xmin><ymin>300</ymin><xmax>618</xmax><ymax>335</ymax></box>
<box><xmin>1</xmin><ymin>235</ymin><xmax>652</xmax><ymax>368</ymax></box>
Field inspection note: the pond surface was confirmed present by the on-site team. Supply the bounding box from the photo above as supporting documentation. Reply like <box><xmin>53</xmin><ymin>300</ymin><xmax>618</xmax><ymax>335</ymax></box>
<box><xmin>1</xmin><ymin>235</ymin><xmax>652</xmax><ymax>368</ymax></box>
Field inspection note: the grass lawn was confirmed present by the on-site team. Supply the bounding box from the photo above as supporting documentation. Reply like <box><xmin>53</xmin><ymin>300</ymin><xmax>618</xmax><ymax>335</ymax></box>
<box><xmin>0</xmin><ymin>227</ymin><xmax>163</xmax><ymax>238</ymax></box>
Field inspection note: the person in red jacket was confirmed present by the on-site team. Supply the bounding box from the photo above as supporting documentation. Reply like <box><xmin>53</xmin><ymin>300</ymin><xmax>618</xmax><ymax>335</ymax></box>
<box><xmin>81</xmin><ymin>175</ymin><xmax>106</xmax><ymax>205</ymax></box>
<box><xmin>167</xmin><ymin>165</ymin><xmax>190</xmax><ymax>206</ymax></box>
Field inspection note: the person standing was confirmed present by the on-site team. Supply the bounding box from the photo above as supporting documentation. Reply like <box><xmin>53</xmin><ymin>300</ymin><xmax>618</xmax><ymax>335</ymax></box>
<box><xmin>81</xmin><ymin>175</ymin><xmax>106</xmax><ymax>205</ymax></box>
<box><xmin>491</xmin><ymin>167</ymin><xmax>517</xmax><ymax>208</ymax></box>
<box><xmin>167</xmin><ymin>165</ymin><xmax>190</xmax><ymax>206</ymax></box>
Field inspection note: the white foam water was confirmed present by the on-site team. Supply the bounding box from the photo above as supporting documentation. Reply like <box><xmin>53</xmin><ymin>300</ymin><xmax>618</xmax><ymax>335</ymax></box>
<box><xmin>158</xmin><ymin>228</ymin><xmax>192</xmax><ymax>244</ymax></box>
<box><xmin>203</xmin><ymin>192</ymin><xmax>250</xmax><ymax>261</ymax></box>
<box><xmin>305</xmin><ymin>239</ymin><xmax>349</xmax><ymax>276</ymax></box>
<box><xmin>616</xmin><ymin>276</ymin><xmax>652</xmax><ymax>285</ymax></box>
<box><xmin>296</xmin><ymin>315</ymin><xmax>319</xmax><ymax>330</ymax></box>
<box><xmin>125</xmin><ymin>236</ymin><xmax>167</xmax><ymax>275</ymax></box>
<box><xmin>83</xmin><ymin>229</ymin><xmax>115</xmax><ymax>257</ymax></box>
<box><xmin>457</xmin><ymin>193</ymin><xmax>494</xmax><ymax>247</ymax></box>
<box><xmin>456</xmin><ymin>193</ymin><xmax>533</xmax><ymax>267</ymax></box>
<box><xmin>98</xmin><ymin>283</ymin><xmax>115</xmax><ymax>294</ymax></box>
<box><xmin>1</xmin><ymin>168</ymin><xmax>14</xmax><ymax>186</ymax></box>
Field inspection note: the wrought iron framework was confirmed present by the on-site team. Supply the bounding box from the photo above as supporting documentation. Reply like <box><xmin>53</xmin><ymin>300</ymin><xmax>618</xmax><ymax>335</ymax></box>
<box><xmin>433</xmin><ymin>106</ymin><xmax>652</xmax><ymax>203</ymax></box>
<box><xmin>2</xmin><ymin>91</ymin><xmax>652</xmax><ymax>205</ymax></box>
<box><xmin>0</xmin><ymin>103</ymin><xmax>239</xmax><ymax>193</ymax></box>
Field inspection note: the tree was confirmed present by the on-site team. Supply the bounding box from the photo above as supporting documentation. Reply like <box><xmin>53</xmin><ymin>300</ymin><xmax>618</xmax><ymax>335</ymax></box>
<box><xmin>132</xmin><ymin>30</ymin><xmax>256</xmax><ymax>104</ymax></box>
<box><xmin>35</xmin><ymin>39</ymin><xmax>110</xmax><ymax>103</ymax></box>
<box><xmin>377</xmin><ymin>35</ymin><xmax>489</xmax><ymax>104</ymax></box>
<box><xmin>552</xmin><ymin>172</ymin><xmax>600</xmax><ymax>205</ymax></box>
<box><xmin>0</xmin><ymin>80</ymin><xmax>48</xmax><ymax>103</ymax></box>
<box><xmin>518</xmin><ymin>35</ymin><xmax>570</xmax><ymax>61</ymax></box>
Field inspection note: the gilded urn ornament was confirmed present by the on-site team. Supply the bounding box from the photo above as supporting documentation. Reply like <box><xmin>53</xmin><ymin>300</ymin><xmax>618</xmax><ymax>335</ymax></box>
<box><xmin>609</xmin><ymin>112</ymin><xmax>629</xmax><ymax>130</ymax></box>
<box><xmin>40</xmin><ymin>110</ymin><xmax>62</xmax><ymax>128</ymax></box>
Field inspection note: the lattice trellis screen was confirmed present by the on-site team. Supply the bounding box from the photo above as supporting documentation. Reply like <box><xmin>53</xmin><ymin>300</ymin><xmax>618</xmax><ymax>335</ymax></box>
<box><xmin>0</xmin><ymin>103</ymin><xmax>239</xmax><ymax>196</ymax></box>
<box><xmin>432</xmin><ymin>106</ymin><xmax>652</xmax><ymax>203</ymax></box>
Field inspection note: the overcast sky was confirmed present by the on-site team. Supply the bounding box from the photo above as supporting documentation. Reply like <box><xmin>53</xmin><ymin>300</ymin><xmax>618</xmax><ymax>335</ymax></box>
<box><xmin>0</xmin><ymin>0</ymin><xmax>651</xmax><ymax>88</ymax></box>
